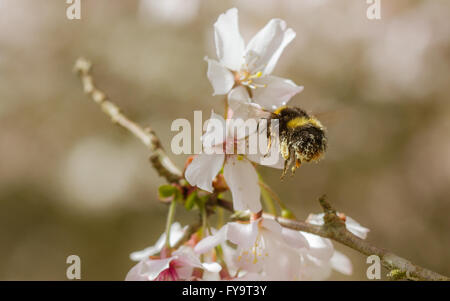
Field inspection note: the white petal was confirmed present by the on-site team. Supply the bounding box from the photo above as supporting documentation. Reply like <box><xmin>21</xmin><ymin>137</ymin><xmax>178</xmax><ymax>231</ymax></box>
<box><xmin>298</xmin><ymin>255</ymin><xmax>332</xmax><ymax>281</ymax></box>
<box><xmin>202</xmin><ymin>111</ymin><xmax>226</xmax><ymax>150</ymax></box>
<box><xmin>194</xmin><ymin>224</ymin><xmax>228</xmax><ymax>254</ymax></box>
<box><xmin>173</xmin><ymin>246</ymin><xmax>222</xmax><ymax>280</ymax></box>
<box><xmin>330</xmin><ymin>250</ymin><xmax>353</xmax><ymax>275</ymax></box>
<box><xmin>245</xmin><ymin>18</ymin><xmax>296</xmax><ymax>75</ymax></box>
<box><xmin>227</xmin><ymin>220</ymin><xmax>259</xmax><ymax>250</ymax></box>
<box><xmin>235</xmin><ymin>272</ymin><xmax>268</xmax><ymax>281</ymax></box>
<box><xmin>260</xmin><ymin>217</ymin><xmax>283</xmax><ymax>235</ymax></box>
<box><xmin>214</xmin><ymin>8</ymin><xmax>245</xmax><ymax>71</ymax></box>
<box><xmin>169</xmin><ymin>223</ymin><xmax>188</xmax><ymax>246</ymax></box>
<box><xmin>252</xmin><ymin>75</ymin><xmax>303</xmax><ymax>110</ymax></box>
<box><xmin>228</xmin><ymin>86</ymin><xmax>270</xmax><ymax>120</ymax></box>
<box><xmin>223</xmin><ymin>156</ymin><xmax>262</xmax><ymax>212</ymax></box>
<box><xmin>281</xmin><ymin>228</ymin><xmax>310</xmax><ymax>249</ymax></box>
<box><xmin>125</xmin><ymin>261</ymin><xmax>148</xmax><ymax>281</ymax></box>
<box><xmin>125</xmin><ymin>257</ymin><xmax>173</xmax><ymax>281</ymax></box>
<box><xmin>301</xmin><ymin>232</ymin><xmax>334</xmax><ymax>261</ymax></box>
<box><xmin>173</xmin><ymin>246</ymin><xmax>201</xmax><ymax>264</ymax></box>
<box><xmin>202</xmin><ymin>262</ymin><xmax>222</xmax><ymax>273</ymax></box>
<box><xmin>185</xmin><ymin>153</ymin><xmax>224</xmax><ymax>192</ymax></box>
<box><xmin>206</xmin><ymin>58</ymin><xmax>235</xmax><ymax>95</ymax></box>
<box><xmin>345</xmin><ymin>216</ymin><xmax>370</xmax><ymax>240</ymax></box>
<box><xmin>129</xmin><ymin>238</ymin><xmax>165</xmax><ymax>262</ymax></box>
<box><xmin>306</xmin><ymin>213</ymin><xmax>325</xmax><ymax>226</ymax></box>
<box><xmin>263</xmin><ymin>241</ymin><xmax>301</xmax><ymax>280</ymax></box>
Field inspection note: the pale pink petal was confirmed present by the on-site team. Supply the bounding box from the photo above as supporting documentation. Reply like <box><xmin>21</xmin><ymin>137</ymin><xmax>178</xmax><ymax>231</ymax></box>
<box><xmin>245</xmin><ymin>18</ymin><xmax>296</xmax><ymax>75</ymax></box>
<box><xmin>235</xmin><ymin>272</ymin><xmax>268</xmax><ymax>281</ymax></box>
<box><xmin>299</xmin><ymin>255</ymin><xmax>332</xmax><ymax>281</ymax></box>
<box><xmin>129</xmin><ymin>239</ymin><xmax>165</xmax><ymax>262</ymax></box>
<box><xmin>202</xmin><ymin>111</ymin><xmax>226</xmax><ymax>150</ymax></box>
<box><xmin>173</xmin><ymin>260</ymin><xmax>195</xmax><ymax>280</ymax></box>
<box><xmin>330</xmin><ymin>250</ymin><xmax>353</xmax><ymax>275</ymax></box>
<box><xmin>125</xmin><ymin>257</ymin><xmax>173</xmax><ymax>281</ymax></box>
<box><xmin>206</xmin><ymin>58</ymin><xmax>235</xmax><ymax>95</ymax></box>
<box><xmin>225</xmin><ymin>118</ymin><xmax>258</xmax><ymax>144</ymax></box>
<box><xmin>228</xmin><ymin>86</ymin><xmax>270</xmax><ymax>120</ymax></box>
<box><xmin>223</xmin><ymin>156</ymin><xmax>261</xmax><ymax>212</ymax></box>
<box><xmin>300</xmin><ymin>232</ymin><xmax>334</xmax><ymax>261</ymax></box>
<box><xmin>252</xmin><ymin>75</ymin><xmax>303</xmax><ymax>110</ymax></box>
<box><xmin>227</xmin><ymin>220</ymin><xmax>259</xmax><ymax>250</ymax></box>
<box><xmin>185</xmin><ymin>153</ymin><xmax>224</xmax><ymax>193</ymax></box>
<box><xmin>260</xmin><ymin>217</ymin><xmax>283</xmax><ymax>235</ymax></box>
<box><xmin>214</xmin><ymin>8</ymin><xmax>245</xmax><ymax>71</ymax></box>
<box><xmin>194</xmin><ymin>224</ymin><xmax>228</xmax><ymax>254</ymax></box>
<box><xmin>306</xmin><ymin>213</ymin><xmax>325</xmax><ymax>226</ymax></box>
<box><xmin>264</xmin><ymin>242</ymin><xmax>301</xmax><ymax>280</ymax></box>
<box><xmin>201</xmin><ymin>262</ymin><xmax>222</xmax><ymax>273</ymax></box>
<box><xmin>247</xmin><ymin>152</ymin><xmax>285</xmax><ymax>169</ymax></box>
<box><xmin>345</xmin><ymin>216</ymin><xmax>370</xmax><ymax>239</ymax></box>
<box><xmin>281</xmin><ymin>228</ymin><xmax>310</xmax><ymax>249</ymax></box>
<box><xmin>172</xmin><ymin>247</ymin><xmax>202</xmax><ymax>279</ymax></box>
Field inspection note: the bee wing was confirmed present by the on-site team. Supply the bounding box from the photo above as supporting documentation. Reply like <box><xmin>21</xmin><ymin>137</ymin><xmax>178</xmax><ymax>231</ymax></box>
<box><xmin>310</xmin><ymin>107</ymin><xmax>354</xmax><ymax>127</ymax></box>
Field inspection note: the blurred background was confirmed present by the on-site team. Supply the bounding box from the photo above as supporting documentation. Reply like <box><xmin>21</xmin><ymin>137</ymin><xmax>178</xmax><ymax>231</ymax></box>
<box><xmin>0</xmin><ymin>0</ymin><xmax>449</xmax><ymax>280</ymax></box>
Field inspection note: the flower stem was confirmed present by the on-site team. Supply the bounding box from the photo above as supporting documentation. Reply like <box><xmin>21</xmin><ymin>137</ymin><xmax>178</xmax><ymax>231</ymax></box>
<box><xmin>258</xmin><ymin>178</ymin><xmax>296</xmax><ymax>218</ymax></box>
<box><xmin>260</xmin><ymin>185</ymin><xmax>277</xmax><ymax>215</ymax></box>
<box><xmin>224</xmin><ymin>96</ymin><xmax>229</xmax><ymax>119</ymax></box>
<box><xmin>217</xmin><ymin>206</ymin><xmax>224</xmax><ymax>228</ymax></box>
<box><xmin>165</xmin><ymin>200</ymin><xmax>177</xmax><ymax>248</ymax></box>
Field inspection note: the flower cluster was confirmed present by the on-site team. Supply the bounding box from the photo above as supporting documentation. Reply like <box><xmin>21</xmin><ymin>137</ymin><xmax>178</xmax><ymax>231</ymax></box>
<box><xmin>126</xmin><ymin>8</ymin><xmax>369</xmax><ymax>281</ymax></box>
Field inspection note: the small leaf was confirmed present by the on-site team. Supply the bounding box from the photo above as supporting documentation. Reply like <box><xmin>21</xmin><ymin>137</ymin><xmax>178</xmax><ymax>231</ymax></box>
<box><xmin>158</xmin><ymin>185</ymin><xmax>178</xmax><ymax>202</ymax></box>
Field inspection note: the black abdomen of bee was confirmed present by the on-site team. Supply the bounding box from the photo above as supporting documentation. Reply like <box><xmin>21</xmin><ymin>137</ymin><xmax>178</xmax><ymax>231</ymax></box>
<box><xmin>288</xmin><ymin>124</ymin><xmax>327</xmax><ymax>162</ymax></box>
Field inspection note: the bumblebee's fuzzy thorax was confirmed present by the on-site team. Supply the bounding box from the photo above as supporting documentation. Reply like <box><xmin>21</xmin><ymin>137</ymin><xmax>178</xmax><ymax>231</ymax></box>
<box><xmin>272</xmin><ymin>107</ymin><xmax>327</xmax><ymax>177</ymax></box>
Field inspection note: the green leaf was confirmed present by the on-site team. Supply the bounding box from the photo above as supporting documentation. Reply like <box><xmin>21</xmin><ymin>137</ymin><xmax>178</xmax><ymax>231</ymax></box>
<box><xmin>158</xmin><ymin>185</ymin><xmax>178</xmax><ymax>201</ymax></box>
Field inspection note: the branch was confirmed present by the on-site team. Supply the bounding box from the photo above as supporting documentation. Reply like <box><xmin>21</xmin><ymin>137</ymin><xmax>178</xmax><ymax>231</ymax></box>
<box><xmin>73</xmin><ymin>58</ymin><xmax>182</xmax><ymax>183</ymax></box>
<box><xmin>223</xmin><ymin>196</ymin><xmax>449</xmax><ymax>281</ymax></box>
<box><xmin>277</xmin><ymin>198</ymin><xmax>448</xmax><ymax>281</ymax></box>
<box><xmin>73</xmin><ymin>58</ymin><xmax>448</xmax><ymax>281</ymax></box>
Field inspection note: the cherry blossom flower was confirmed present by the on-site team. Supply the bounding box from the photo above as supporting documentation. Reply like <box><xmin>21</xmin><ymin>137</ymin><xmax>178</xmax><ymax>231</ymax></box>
<box><xmin>126</xmin><ymin>246</ymin><xmax>221</xmax><ymax>281</ymax></box>
<box><xmin>306</xmin><ymin>213</ymin><xmax>370</xmax><ymax>239</ymax></box>
<box><xmin>206</xmin><ymin>8</ymin><xmax>303</xmax><ymax>110</ymax></box>
<box><xmin>185</xmin><ymin>111</ymin><xmax>281</xmax><ymax>213</ymax></box>
<box><xmin>194</xmin><ymin>217</ymin><xmax>310</xmax><ymax>280</ymax></box>
<box><xmin>130</xmin><ymin>222</ymin><xmax>188</xmax><ymax>261</ymax></box>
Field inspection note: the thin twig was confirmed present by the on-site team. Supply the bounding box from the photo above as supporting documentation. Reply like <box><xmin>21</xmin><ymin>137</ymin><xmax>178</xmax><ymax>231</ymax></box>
<box><xmin>73</xmin><ymin>58</ymin><xmax>182</xmax><ymax>183</ymax></box>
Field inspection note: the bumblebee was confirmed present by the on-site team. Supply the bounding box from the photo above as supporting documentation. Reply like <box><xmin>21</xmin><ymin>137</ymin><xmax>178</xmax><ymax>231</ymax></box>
<box><xmin>268</xmin><ymin>106</ymin><xmax>327</xmax><ymax>177</ymax></box>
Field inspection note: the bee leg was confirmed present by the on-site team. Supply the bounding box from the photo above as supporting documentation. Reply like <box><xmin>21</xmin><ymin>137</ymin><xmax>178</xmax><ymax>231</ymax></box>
<box><xmin>281</xmin><ymin>151</ymin><xmax>294</xmax><ymax>179</ymax></box>
<box><xmin>264</xmin><ymin>134</ymin><xmax>272</xmax><ymax>158</ymax></box>
<box><xmin>291</xmin><ymin>158</ymin><xmax>301</xmax><ymax>175</ymax></box>
<box><xmin>264</xmin><ymin>119</ymin><xmax>273</xmax><ymax>158</ymax></box>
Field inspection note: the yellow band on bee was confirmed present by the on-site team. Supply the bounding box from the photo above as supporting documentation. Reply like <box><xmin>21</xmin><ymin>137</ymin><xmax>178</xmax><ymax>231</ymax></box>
<box><xmin>286</xmin><ymin>116</ymin><xmax>324</xmax><ymax>129</ymax></box>
<box><xmin>273</xmin><ymin>106</ymin><xmax>287</xmax><ymax>115</ymax></box>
